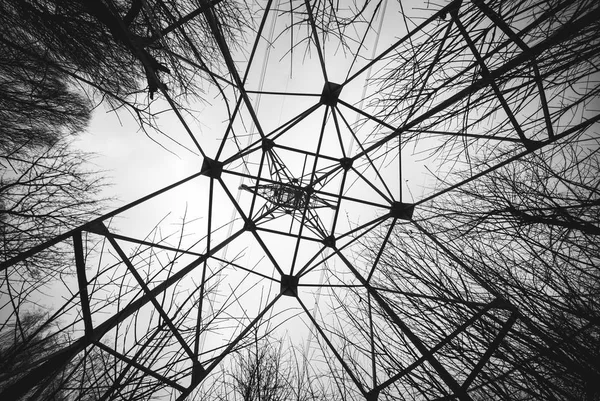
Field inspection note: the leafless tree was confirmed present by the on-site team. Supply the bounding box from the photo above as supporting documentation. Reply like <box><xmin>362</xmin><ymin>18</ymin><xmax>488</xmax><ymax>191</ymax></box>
<box><xmin>1</xmin><ymin>141</ymin><xmax>105</xmax><ymax>282</ymax></box>
<box><xmin>0</xmin><ymin>211</ymin><xmax>231</xmax><ymax>400</ymax></box>
<box><xmin>199</xmin><ymin>331</ymin><xmax>329</xmax><ymax>401</ymax></box>
<box><xmin>0</xmin><ymin>39</ymin><xmax>90</xmax><ymax>156</ymax></box>
<box><xmin>2</xmin><ymin>1</ymin><xmax>599</xmax><ymax>401</ymax></box>
<box><xmin>416</xmin><ymin>139</ymin><xmax>600</xmax><ymax>400</ymax></box>
<box><xmin>1</xmin><ymin>0</ymin><xmax>247</xmax><ymax>99</ymax></box>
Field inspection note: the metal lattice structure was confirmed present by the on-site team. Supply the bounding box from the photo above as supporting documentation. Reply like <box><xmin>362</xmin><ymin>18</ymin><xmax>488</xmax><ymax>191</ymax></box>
<box><xmin>1</xmin><ymin>0</ymin><xmax>600</xmax><ymax>400</ymax></box>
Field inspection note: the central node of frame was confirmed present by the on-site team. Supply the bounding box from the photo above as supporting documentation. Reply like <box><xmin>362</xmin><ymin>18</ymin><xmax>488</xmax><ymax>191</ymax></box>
<box><xmin>261</xmin><ymin>138</ymin><xmax>274</xmax><ymax>151</ymax></box>
<box><xmin>243</xmin><ymin>219</ymin><xmax>256</xmax><ymax>232</ymax></box>
<box><xmin>389</xmin><ymin>202</ymin><xmax>415</xmax><ymax>220</ymax></box>
<box><xmin>240</xmin><ymin>181</ymin><xmax>336</xmax><ymax>214</ymax></box>
<box><xmin>320</xmin><ymin>82</ymin><xmax>342</xmax><ymax>106</ymax></box>
<box><xmin>322</xmin><ymin>235</ymin><xmax>336</xmax><ymax>248</ymax></box>
<box><xmin>270</xmin><ymin>184</ymin><xmax>309</xmax><ymax>212</ymax></box>
<box><xmin>339</xmin><ymin>157</ymin><xmax>353</xmax><ymax>171</ymax></box>
<box><xmin>191</xmin><ymin>363</ymin><xmax>206</xmax><ymax>385</ymax></box>
<box><xmin>280</xmin><ymin>274</ymin><xmax>299</xmax><ymax>297</ymax></box>
<box><xmin>200</xmin><ymin>157</ymin><xmax>223</xmax><ymax>179</ymax></box>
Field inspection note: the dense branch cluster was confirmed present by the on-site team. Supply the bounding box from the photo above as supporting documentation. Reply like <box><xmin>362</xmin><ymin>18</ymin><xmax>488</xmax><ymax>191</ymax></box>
<box><xmin>1</xmin><ymin>0</ymin><xmax>248</xmax><ymax>103</ymax></box>
<box><xmin>0</xmin><ymin>1</ymin><xmax>599</xmax><ymax>401</ymax></box>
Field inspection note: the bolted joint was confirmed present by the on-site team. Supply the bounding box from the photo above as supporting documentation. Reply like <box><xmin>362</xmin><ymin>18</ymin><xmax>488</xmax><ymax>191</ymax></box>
<box><xmin>262</xmin><ymin>138</ymin><xmax>275</xmax><ymax>151</ymax></box>
<box><xmin>244</xmin><ymin>219</ymin><xmax>256</xmax><ymax>232</ymax></box>
<box><xmin>322</xmin><ymin>235</ymin><xmax>336</xmax><ymax>249</ymax></box>
<box><xmin>84</xmin><ymin>221</ymin><xmax>109</xmax><ymax>235</ymax></box>
<box><xmin>389</xmin><ymin>202</ymin><xmax>415</xmax><ymax>221</ymax></box>
<box><xmin>201</xmin><ymin>157</ymin><xmax>223</xmax><ymax>179</ymax></box>
<box><xmin>320</xmin><ymin>82</ymin><xmax>342</xmax><ymax>106</ymax></box>
<box><xmin>366</xmin><ymin>390</ymin><xmax>380</xmax><ymax>401</ymax></box>
<box><xmin>339</xmin><ymin>157</ymin><xmax>353</xmax><ymax>171</ymax></box>
<box><xmin>523</xmin><ymin>139</ymin><xmax>543</xmax><ymax>152</ymax></box>
<box><xmin>191</xmin><ymin>363</ymin><xmax>206</xmax><ymax>385</ymax></box>
<box><xmin>448</xmin><ymin>1</ymin><xmax>461</xmax><ymax>18</ymax></box>
<box><xmin>280</xmin><ymin>274</ymin><xmax>299</xmax><ymax>297</ymax></box>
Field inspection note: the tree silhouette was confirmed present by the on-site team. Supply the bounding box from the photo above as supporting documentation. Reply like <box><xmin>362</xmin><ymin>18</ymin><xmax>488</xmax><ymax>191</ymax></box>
<box><xmin>0</xmin><ymin>0</ymin><xmax>248</xmax><ymax>107</ymax></box>
<box><xmin>1</xmin><ymin>0</ymin><xmax>599</xmax><ymax>400</ymax></box>
<box><xmin>418</xmin><ymin>142</ymin><xmax>600</xmax><ymax>400</ymax></box>
<box><xmin>0</xmin><ymin>311</ymin><xmax>72</xmax><ymax>401</ymax></box>
<box><xmin>199</xmin><ymin>332</ymin><xmax>329</xmax><ymax>401</ymax></box>
<box><xmin>1</xmin><ymin>140</ymin><xmax>105</xmax><ymax>280</ymax></box>
<box><xmin>0</xmin><ymin>39</ymin><xmax>90</xmax><ymax>156</ymax></box>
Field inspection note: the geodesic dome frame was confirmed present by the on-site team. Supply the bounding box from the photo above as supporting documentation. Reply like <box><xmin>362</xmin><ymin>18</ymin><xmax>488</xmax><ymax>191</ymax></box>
<box><xmin>1</xmin><ymin>0</ymin><xmax>599</xmax><ymax>400</ymax></box>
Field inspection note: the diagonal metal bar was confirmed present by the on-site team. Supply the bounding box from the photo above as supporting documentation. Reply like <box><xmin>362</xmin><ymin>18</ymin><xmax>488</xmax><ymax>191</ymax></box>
<box><xmin>93</xmin><ymin>340</ymin><xmax>187</xmax><ymax>393</ymax></box>
<box><xmin>220</xmin><ymin>102</ymin><xmax>322</xmax><ymax>168</ymax></box>
<box><xmin>472</xmin><ymin>0</ymin><xmax>554</xmax><ymax>139</ymax></box>
<box><xmin>103</xmin><ymin>231</ymin><xmax>203</xmax><ymax>257</ymax></box>
<box><xmin>194</xmin><ymin>178</ymin><xmax>215</xmax><ymax>359</ymax></box>
<box><xmin>0</xmin><ymin>170</ymin><xmax>205</xmax><ymax>271</ymax></box>
<box><xmin>247</xmin><ymin>149</ymin><xmax>268</xmax><ymax>218</ymax></box>
<box><xmin>176</xmin><ymin>293</ymin><xmax>283</xmax><ymax>400</ymax></box>
<box><xmin>372</xmin><ymin>286</ymin><xmax>497</xmax><ymax>309</ymax></box>
<box><xmin>374</xmin><ymin>298</ymin><xmax>502</xmax><ymax>393</ymax></box>
<box><xmin>347</xmin><ymin>3</ymin><xmax>600</xmax><ymax>163</ymax></box>
<box><xmin>366</xmin><ymin>218</ymin><xmax>396</xmax><ymax>283</ymax></box>
<box><xmin>215</xmin><ymin>0</ymin><xmax>275</xmax><ymax>160</ymax></box>
<box><xmin>290</xmin><ymin>106</ymin><xmax>330</xmax><ymax>274</ymax></box>
<box><xmin>349</xmin><ymin>165</ymin><xmax>395</xmax><ymax>205</ymax></box>
<box><xmin>254</xmin><ymin>226</ymin><xmax>323</xmax><ymax>244</ymax></box>
<box><xmin>266</xmin><ymin>101</ymin><xmax>322</xmax><ymax>142</ymax></box>
<box><xmin>344</xmin><ymin>0</ymin><xmax>462</xmax><ymax>85</ymax></box>
<box><xmin>215</xmin><ymin>93</ymin><xmax>250</xmax><ymax>160</ymax></box>
<box><xmin>73</xmin><ymin>231</ymin><xmax>93</xmax><ymax>337</ymax></box>
<box><xmin>0</xmin><ymin>224</ymin><xmax>245</xmax><ymax>401</ymax></box>
<box><xmin>415</xmin><ymin>112</ymin><xmax>600</xmax><ymax>207</ymax></box>
<box><xmin>450</xmin><ymin>8</ymin><xmax>532</xmax><ymax>149</ymax></box>
<box><xmin>97</xmin><ymin>313</ymin><xmax>191</xmax><ymax>401</ymax></box>
<box><xmin>271</xmin><ymin>142</ymin><xmax>340</xmax><ymax>163</ymax></box>
<box><xmin>294</xmin><ymin>245</ymin><xmax>328</xmax><ymax>278</ymax></box>
<box><xmin>330</xmin><ymin>168</ymin><xmax>348</xmax><ymax>234</ymax></box>
<box><xmin>217</xmin><ymin>176</ymin><xmax>286</xmax><ymax>276</ymax></box>
<box><xmin>333</xmin><ymin>248</ymin><xmax>474</xmax><ymax>401</ymax></box>
<box><xmin>165</xmin><ymin>49</ymin><xmax>236</xmax><ymax>87</ymax></box>
<box><xmin>297</xmin><ymin>295</ymin><xmax>368</xmax><ymax>397</ymax></box>
<box><xmin>461</xmin><ymin>311</ymin><xmax>518</xmax><ymax>391</ymax></box>
<box><xmin>335</xmin><ymin>104</ymin><xmax>396</xmax><ymax>201</ymax></box>
<box><xmin>345</xmin><ymin>0</ymin><xmax>384</xmax><ymax>83</ymax></box>
<box><xmin>100</xmin><ymin>222</ymin><xmax>198</xmax><ymax>361</ymax></box>
<box><xmin>410</xmin><ymin>219</ymin><xmax>598</xmax><ymax>388</ymax></box>
<box><xmin>404</xmin><ymin>129</ymin><xmax>522</xmax><ymax>142</ymax></box>
<box><xmin>215</xmin><ymin>252</ymin><xmax>279</xmax><ymax>282</ymax></box>
<box><xmin>202</xmin><ymin>4</ymin><xmax>267</xmax><ymax>140</ymax></box>
<box><xmin>297</xmin><ymin>213</ymin><xmax>389</xmax><ymax>279</ymax></box>
<box><xmin>333</xmin><ymin>213</ymin><xmax>389</xmax><ymax>244</ymax></box>
<box><xmin>330</xmin><ymin>106</ymin><xmax>348</xmax><ymax>158</ymax></box>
